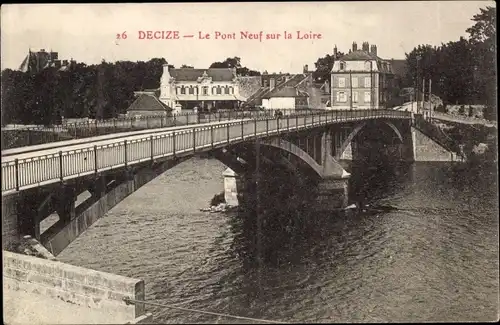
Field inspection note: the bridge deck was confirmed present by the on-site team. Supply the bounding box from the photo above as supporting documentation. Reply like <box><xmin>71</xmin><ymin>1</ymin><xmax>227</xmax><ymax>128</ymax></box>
<box><xmin>1</xmin><ymin>110</ymin><xmax>411</xmax><ymax>196</ymax></box>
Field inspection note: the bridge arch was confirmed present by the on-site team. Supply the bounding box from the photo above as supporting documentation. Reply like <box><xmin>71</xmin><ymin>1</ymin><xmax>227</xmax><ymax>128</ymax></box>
<box><xmin>258</xmin><ymin>138</ymin><xmax>344</xmax><ymax>179</ymax></box>
<box><xmin>335</xmin><ymin>120</ymin><xmax>404</xmax><ymax>160</ymax></box>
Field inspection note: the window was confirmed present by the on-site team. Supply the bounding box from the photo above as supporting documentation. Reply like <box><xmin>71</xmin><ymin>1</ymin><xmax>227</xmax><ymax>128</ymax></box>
<box><xmin>180</xmin><ymin>86</ymin><xmax>186</xmax><ymax>95</ymax></box>
<box><xmin>364</xmin><ymin>91</ymin><xmax>371</xmax><ymax>102</ymax></box>
<box><xmin>212</xmin><ymin>87</ymin><xmax>216</xmax><ymax>95</ymax></box>
<box><xmin>202</xmin><ymin>87</ymin><xmax>208</xmax><ymax>95</ymax></box>
<box><xmin>229</xmin><ymin>86</ymin><xmax>234</xmax><ymax>94</ymax></box>
<box><xmin>351</xmin><ymin>77</ymin><xmax>358</xmax><ymax>88</ymax></box>
<box><xmin>340</xmin><ymin>61</ymin><xmax>346</xmax><ymax>71</ymax></box>
<box><xmin>189</xmin><ymin>86</ymin><xmax>195</xmax><ymax>95</ymax></box>
<box><xmin>364</xmin><ymin>77</ymin><xmax>371</xmax><ymax>88</ymax></box>
<box><xmin>338</xmin><ymin>77</ymin><xmax>346</xmax><ymax>88</ymax></box>
<box><xmin>217</xmin><ymin>86</ymin><xmax>222</xmax><ymax>95</ymax></box>
<box><xmin>336</xmin><ymin>91</ymin><xmax>347</xmax><ymax>102</ymax></box>
<box><xmin>364</xmin><ymin>61</ymin><xmax>371</xmax><ymax>71</ymax></box>
<box><xmin>353</xmin><ymin>91</ymin><xmax>358</xmax><ymax>103</ymax></box>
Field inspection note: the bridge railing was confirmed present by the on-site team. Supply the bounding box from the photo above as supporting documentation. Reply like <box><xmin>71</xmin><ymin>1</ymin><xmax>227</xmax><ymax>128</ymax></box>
<box><xmin>2</xmin><ymin>109</ymin><xmax>328</xmax><ymax>150</ymax></box>
<box><xmin>1</xmin><ymin>109</ymin><xmax>411</xmax><ymax>195</ymax></box>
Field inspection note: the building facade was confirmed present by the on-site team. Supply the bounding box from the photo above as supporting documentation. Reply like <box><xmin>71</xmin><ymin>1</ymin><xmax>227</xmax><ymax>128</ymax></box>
<box><xmin>261</xmin><ymin>87</ymin><xmax>309</xmax><ymax>110</ymax></box>
<box><xmin>330</xmin><ymin>42</ymin><xmax>397</xmax><ymax>109</ymax></box>
<box><xmin>159</xmin><ymin>65</ymin><xmax>246</xmax><ymax>113</ymax></box>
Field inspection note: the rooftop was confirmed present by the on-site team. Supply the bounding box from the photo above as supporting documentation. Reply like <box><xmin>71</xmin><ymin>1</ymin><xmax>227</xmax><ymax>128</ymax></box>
<box><xmin>170</xmin><ymin>68</ymin><xmax>236</xmax><ymax>82</ymax></box>
<box><xmin>127</xmin><ymin>94</ymin><xmax>172</xmax><ymax>112</ymax></box>
<box><xmin>263</xmin><ymin>86</ymin><xmax>309</xmax><ymax>99</ymax></box>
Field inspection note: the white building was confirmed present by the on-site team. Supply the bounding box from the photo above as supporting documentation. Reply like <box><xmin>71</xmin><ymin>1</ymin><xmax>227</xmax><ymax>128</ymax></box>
<box><xmin>261</xmin><ymin>87</ymin><xmax>309</xmax><ymax>110</ymax></box>
<box><xmin>159</xmin><ymin>65</ymin><xmax>247</xmax><ymax>114</ymax></box>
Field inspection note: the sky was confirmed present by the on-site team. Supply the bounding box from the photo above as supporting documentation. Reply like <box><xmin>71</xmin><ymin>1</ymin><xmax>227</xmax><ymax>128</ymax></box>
<box><xmin>1</xmin><ymin>1</ymin><xmax>495</xmax><ymax>73</ymax></box>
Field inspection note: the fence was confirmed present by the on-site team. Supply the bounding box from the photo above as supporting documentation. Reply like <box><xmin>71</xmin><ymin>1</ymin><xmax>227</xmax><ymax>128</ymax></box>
<box><xmin>1</xmin><ymin>109</ymin><xmax>411</xmax><ymax>194</ymax></box>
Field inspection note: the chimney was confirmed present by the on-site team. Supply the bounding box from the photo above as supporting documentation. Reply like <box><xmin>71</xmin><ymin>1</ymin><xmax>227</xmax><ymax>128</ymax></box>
<box><xmin>303</xmin><ymin>64</ymin><xmax>308</xmax><ymax>73</ymax></box>
<box><xmin>40</xmin><ymin>49</ymin><xmax>45</xmax><ymax>52</ymax></box>
<box><xmin>333</xmin><ymin>45</ymin><xmax>338</xmax><ymax>58</ymax></box>
<box><xmin>270</xmin><ymin>78</ymin><xmax>276</xmax><ymax>90</ymax></box>
<box><xmin>370</xmin><ymin>44</ymin><xmax>377</xmax><ymax>57</ymax></box>
<box><xmin>352</xmin><ymin>42</ymin><xmax>357</xmax><ymax>52</ymax></box>
<box><xmin>62</xmin><ymin>59</ymin><xmax>68</xmax><ymax>66</ymax></box>
<box><xmin>362</xmin><ymin>42</ymin><xmax>369</xmax><ymax>52</ymax></box>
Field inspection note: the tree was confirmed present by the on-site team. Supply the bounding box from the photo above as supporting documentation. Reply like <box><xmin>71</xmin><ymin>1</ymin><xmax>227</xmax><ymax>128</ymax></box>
<box><xmin>313</xmin><ymin>52</ymin><xmax>344</xmax><ymax>83</ymax></box>
<box><xmin>467</xmin><ymin>6</ymin><xmax>496</xmax><ymax>45</ymax></box>
<box><xmin>467</xmin><ymin>6</ymin><xmax>496</xmax><ymax>116</ymax></box>
<box><xmin>181</xmin><ymin>64</ymin><xmax>193</xmax><ymax>68</ymax></box>
<box><xmin>209</xmin><ymin>57</ymin><xmax>261</xmax><ymax>76</ymax></box>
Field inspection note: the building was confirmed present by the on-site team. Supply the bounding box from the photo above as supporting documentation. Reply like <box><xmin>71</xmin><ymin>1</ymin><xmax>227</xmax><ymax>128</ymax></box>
<box><xmin>158</xmin><ymin>65</ymin><xmax>247</xmax><ymax>114</ymax></box>
<box><xmin>261</xmin><ymin>87</ymin><xmax>309</xmax><ymax>110</ymax></box>
<box><xmin>19</xmin><ymin>49</ymin><xmax>74</xmax><ymax>73</ymax></box>
<box><xmin>244</xmin><ymin>69</ymin><xmax>330</xmax><ymax>110</ymax></box>
<box><xmin>330</xmin><ymin>42</ymin><xmax>398</xmax><ymax>109</ymax></box>
<box><xmin>127</xmin><ymin>90</ymin><xmax>172</xmax><ymax>117</ymax></box>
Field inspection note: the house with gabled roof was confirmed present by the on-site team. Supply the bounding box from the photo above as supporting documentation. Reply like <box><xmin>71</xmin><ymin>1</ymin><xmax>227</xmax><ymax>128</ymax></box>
<box><xmin>330</xmin><ymin>41</ymin><xmax>400</xmax><ymax>109</ymax></box>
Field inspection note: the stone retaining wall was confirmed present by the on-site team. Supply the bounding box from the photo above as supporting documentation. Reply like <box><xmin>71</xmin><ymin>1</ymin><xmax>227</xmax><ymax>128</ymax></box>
<box><xmin>3</xmin><ymin>251</ymin><xmax>151</xmax><ymax>324</ymax></box>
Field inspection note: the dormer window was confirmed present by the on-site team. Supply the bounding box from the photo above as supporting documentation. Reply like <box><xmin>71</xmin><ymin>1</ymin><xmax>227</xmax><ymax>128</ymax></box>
<box><xmin>339</xmin><ymin>61</ymin><xmax>346</xmax><ymax>71</ymax></box>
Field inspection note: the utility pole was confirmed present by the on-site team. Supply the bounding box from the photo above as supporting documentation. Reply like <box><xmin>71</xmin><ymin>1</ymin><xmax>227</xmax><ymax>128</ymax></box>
<box><xmin>416</xmin><ymin>55</ymin><xmax>421</xmax><ymax>114</ymax></box>
<box><xmin>422</xmin><ymin>77</ymin><xmax>425</xmax><ymax>117</ymax></box>
<box><xmin>428</xmin><ymin>79</ymin><xmax>432</xmax><ymax>121</ymax></box>
<box><xmin>349</xmin><ymin>70</ymin><xmax>353</xmax><ymax>110</ymax></box>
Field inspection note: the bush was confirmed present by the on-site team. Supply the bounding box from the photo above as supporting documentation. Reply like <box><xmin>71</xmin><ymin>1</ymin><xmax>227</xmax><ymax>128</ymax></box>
<box><xmin>210</xmin><ymin>192</ymin><xmax>225</xmax><ymax>206</ymax></box>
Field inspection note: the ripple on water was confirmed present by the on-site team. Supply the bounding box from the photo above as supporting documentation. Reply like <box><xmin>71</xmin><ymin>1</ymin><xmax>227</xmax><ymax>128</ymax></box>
<box><xmin>56</xmin><ymin>159</ymin><xmax>498</xmax><ymax>323</ymax></box>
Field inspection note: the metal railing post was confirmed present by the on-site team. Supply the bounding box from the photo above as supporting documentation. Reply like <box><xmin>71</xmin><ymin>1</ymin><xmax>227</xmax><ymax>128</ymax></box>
<box><xmin>172</xmin><ymin>131</ymin><xmax>176</xmax><ymax>157</ymax></box>
<box><xmin>151</xmin><ymin>135</ymin><xmax>154</xmax><ymax>161</ymax></box>
<box><xmin>193</xmin><ymin>128</ymin><xmax>196</xmax><ymax>153</ymax></box>
<box><xmin>287</xmin><ymin>114</ymin><xmax>290</xmax><ymax>132</ymax></box>
<box><xmin>266</xmin><ymin>118</ymin><xmax>269</xmax><ymax>136</ymax></box>
<box><xmin>227</xmin><ymin>122</ymin><xmax>230</xmax><ymax>145</ymax></box>
<box><xmin>124</xmin><ymin>140</ymin><xmax>128</xmax><ymax>167</ymax></box>
<box><xmin>59</xmin><ymin>151</ymin><xmax>64</xmax><ymax>181</ymax></box>
<box><xmin>211</xmin><ymin>125</ymin><xmax>214</xmax><ymax>149</ymax></box>
<box><xmin>15</xmin><ymin>159</ymin><xmax>19</xmax><ymax>191</ymax></box>
<box><xmin>254</xmin><ymin>118</ymin><xmax>257</xmax><ymax>138</ymax></box>
<box><xmin>94</xmin><ymin>145</ymin><xmax>98</xmax><ymax>174</ymax></box>
<box><xmin>241</xmin><ymin>120</ymin><xmax>244</xmax><ymax>140</ymax></box>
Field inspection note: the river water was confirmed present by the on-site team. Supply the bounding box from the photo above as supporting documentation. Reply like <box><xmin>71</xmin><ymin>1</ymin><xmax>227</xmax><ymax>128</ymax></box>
<box><xmin>57</xmin><ymin>157</ymin><xmax>499</xmax><ymax>323</ymax></box>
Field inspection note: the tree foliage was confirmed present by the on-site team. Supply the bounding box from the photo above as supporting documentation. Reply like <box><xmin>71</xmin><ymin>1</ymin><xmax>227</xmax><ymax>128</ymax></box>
<box><xmin>313</xmin><ymin>52</ymin><xmax>344</xmax><ymax>83</ymax></box>
<box><xmin>403</xmin><ymin>6</ymin><xmax>496</xmax><ymax>119</ymax></box>
<box><xmin>209</xmin><ymin>57</ymin><xmax>261</xmax><ymax>76</ymax></box>
<box><xmin>1</xmin><ymin>58</ymin><xmax>168</xmax><ymax>125</ymax></box>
